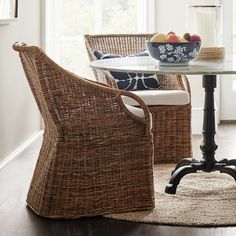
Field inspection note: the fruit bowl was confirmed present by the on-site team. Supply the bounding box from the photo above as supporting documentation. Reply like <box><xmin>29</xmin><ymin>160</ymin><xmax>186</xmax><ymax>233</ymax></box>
<box><xmin>147</xmin><ymin>41</ymin><xmax>202</xmax><ymax>66</ymax></box>
<box><xmin>146</xmin><ymin>32</ymin><xmax>202</xmax><ymax>66</ymax></box>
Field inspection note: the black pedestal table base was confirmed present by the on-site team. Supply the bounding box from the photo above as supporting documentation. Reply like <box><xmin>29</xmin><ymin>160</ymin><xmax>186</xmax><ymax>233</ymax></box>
<box><xmin>165</xmin><ymin>75</ymin><xmax>236</xmax><ymax>194</ymax></box>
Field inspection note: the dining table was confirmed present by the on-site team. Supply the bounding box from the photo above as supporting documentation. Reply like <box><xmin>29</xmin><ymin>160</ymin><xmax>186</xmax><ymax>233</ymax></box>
<box><xmin>90</xmin><ymin>56</ymin><xmax>236</xmax><ymax>194</ymax></box>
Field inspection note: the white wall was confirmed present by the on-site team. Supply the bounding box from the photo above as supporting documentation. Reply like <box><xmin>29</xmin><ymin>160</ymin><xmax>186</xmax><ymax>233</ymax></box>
<box><xmin>0</xmin><ymin>0</ymin><xmax>42</xmax><ymax>165</ymax></box>
<box><xmin>154</xmin><ymin>0</ymin><xmax>220</xmax><ymax>134</ymax></box>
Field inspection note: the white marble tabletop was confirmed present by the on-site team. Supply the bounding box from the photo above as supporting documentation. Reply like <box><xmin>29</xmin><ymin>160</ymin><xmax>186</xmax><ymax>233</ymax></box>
<box><xmin>90</xmin><ymin>56</ymin><xmax>236</xmax><ymax>75</ymax></box>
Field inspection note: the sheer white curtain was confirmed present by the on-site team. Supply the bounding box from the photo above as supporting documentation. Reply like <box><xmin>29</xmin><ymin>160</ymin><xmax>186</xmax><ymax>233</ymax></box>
<box><xmin>44</xmin><ymin>0</ymin><xmax>152</xmax><ymax>79</ymax></box>
<box><xmin>233</xmin><ymin>2</ymin><xmax>236</xmax><ymax>55</ymax></box>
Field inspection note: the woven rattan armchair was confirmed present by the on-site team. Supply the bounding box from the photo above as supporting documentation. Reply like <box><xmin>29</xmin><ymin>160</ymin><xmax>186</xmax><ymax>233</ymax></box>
<box><xmin>84</xmin><ymin>34</ymin><xmax>192</xmax><ymax>163</ymax></box>
<box><xmin>13</xmin><ymin>42</ymin><xmax>154</xmax><ymax>219</ymax></box>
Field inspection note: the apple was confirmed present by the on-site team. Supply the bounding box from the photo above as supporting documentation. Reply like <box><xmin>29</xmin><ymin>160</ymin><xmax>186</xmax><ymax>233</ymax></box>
<box><xmin>167</xmin><ymin>34</ymin><xmax>180</xmax><ymax>43</ymax></box>
<box><xmin>190</xmin><ymin>34</ymin><xmax>201</xmax><ymax>42</ymax></box>
<box><xmin>167</xmin><ymin>31</ymin><xmax>176</xmax><ymax>36</ymax></box>
<box><xmin>150</xmin><ymin>32</ymin><xmax>201</xmax><ymax>43</ymax></box>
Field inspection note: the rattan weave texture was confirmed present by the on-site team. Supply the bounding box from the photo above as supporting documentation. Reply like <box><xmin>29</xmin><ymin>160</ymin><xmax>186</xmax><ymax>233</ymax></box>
<box><xmin>84</xmin><ymin>34</ymin><xmax>192</xmax><ymax>163</ymax></box>
<box><xmin>13</xmin><ymin>42</ymin><xmax>155</xmax><ymax>219</ymax></box>
<box><xmin>197</xmin><ymin>47</ymin><xmax>225</xmax><ymax>60</ymax></box>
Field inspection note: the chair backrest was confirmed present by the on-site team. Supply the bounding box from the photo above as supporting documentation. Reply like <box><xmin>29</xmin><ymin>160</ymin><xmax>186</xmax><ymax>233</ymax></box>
<box><xmin>13</xmin><ymin>42</ymin><xmax>57</xmax><ymax>129</ymax></box>
<box><xmin>85</xmin><ymin>33</ymin><xmax>154</xmax><ymax>58</ymax></box>
<box><xmin>13</xmin><ymin>42</ymin><xmax>130</xmax><ymax>130</ymax></box>
<box><xmin>84</xmin><ymin>34</ymin><xmax>191</xmax><ymax>92</ymax></box>
<box><xmin>84</xmin><ymin>34</ymin><xmax>154</xmax><ymax>83</ymax></box>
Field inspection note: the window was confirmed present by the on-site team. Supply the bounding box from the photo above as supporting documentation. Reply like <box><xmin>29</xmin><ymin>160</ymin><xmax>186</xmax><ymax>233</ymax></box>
<box><xmin>44</xmin><ymin>0</ymin><xmax>150</xmax><ymax>78</ymax></box>
<box><xmin>233</xmin><ymin>1</ymin><xmax>236</xmax><ymax>55</ymax></box>
<box><xmin>232</xmin><ymin>1</ymin><xmax>236</xmax><ymax>91</ymax></box>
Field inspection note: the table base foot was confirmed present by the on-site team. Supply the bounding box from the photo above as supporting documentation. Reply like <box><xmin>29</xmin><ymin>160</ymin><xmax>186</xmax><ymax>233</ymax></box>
<box><xmin>171</xmin><ymin>157</ymin><xmax>199</xmax><ymax>175</ymax></box>
<box><xmin>165</xmin><ymin>158</ymin><xmax>236</xmax><ymax>194</ymax></box>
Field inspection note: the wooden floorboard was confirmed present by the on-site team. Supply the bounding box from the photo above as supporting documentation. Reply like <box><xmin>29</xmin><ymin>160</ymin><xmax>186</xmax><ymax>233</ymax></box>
<box><xmin>1</xmin><ymin>124</ymin><xmax>236</xmax><ymax>236</ymax></box>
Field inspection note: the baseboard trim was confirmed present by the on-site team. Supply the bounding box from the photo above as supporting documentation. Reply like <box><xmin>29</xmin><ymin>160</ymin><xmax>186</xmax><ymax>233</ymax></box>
<box><xmin>0</xmin><ymin>130</ymin><xmax>43</xmax><ymax>169</ymax></box>
<box><xmin>220</xmin><ymin>120</ymin><xmax>236</xmax><ymax>123</ymax></box>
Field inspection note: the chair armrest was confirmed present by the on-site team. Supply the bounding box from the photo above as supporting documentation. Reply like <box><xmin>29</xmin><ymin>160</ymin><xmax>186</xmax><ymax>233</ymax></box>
<box><xmin>158</xmin><ymin>74</ymin><xmax>191</xmax><ymax>101</ymax></box>
<box><xmin>118</xmin><ymin>90</ymin><xmax>152</xmax><ymax>135</ymax></box>
<box><xmin>84</xmin><ymin>78</ymin><xmax>152</xmax><ymax>135</ymax></box>
<box><xmin>84</xmin><ymin>75</ymin><xmax>152</xmax><ymax>135</ymax></box>
<box><xmin>158</xmin><ymin>75</ymin><xmax>189</xmax><ymax>91</ymax></box>
<box><xmin>179</xmin><ymin>75</ymin><xmax>191</xmax><ymax>94</ymax></box>
<box><xmin>58</xmin><ymin>74</ymin><xmax>152</xmax><ymax>136</ymax></box>
<box><xmin>81</xmin><ymin>79</ymin><xmax>152</xmax><ymax>134</ymax></box>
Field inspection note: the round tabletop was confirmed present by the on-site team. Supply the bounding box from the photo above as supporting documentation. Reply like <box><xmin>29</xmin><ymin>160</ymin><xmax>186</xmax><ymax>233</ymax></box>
<box><xmin>90</xmin><ymin>56</ymin><xmax>236</xmax><ymax>75</ymax></box>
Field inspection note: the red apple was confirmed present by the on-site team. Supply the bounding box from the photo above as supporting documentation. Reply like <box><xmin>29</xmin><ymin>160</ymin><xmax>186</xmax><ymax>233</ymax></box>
<box><xmin>190</xmin><ymin>34</ymin><xmax>201</xmax><ymax>42</ymax></box>
<box><xmin>167</xmin><ymin>34</ymin><xmax>180</xmax><ymax>43</ymax></box>
<box><xmin>167</xmin><ymin>31</ymin><xmax>176</xmax><ymax>36</ymax></box>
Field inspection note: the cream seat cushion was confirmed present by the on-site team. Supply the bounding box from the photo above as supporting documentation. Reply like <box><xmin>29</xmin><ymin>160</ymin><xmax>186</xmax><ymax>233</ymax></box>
<box><xmin>123</xmin><ymin>90</ymin><xmax>190</xmax><ymax>106</ymax></box>
<box><xmin>125</xmin><ymin>104</ymin><xmax>145</xmax><ymax>118</ymax></box>
<box><xmin>125</xmin><ymin>104</ymin><xmax>152</xmax><ymax>129</ymax></box>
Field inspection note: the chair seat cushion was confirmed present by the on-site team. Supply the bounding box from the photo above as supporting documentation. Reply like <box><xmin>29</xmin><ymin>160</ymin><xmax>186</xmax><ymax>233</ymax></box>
<box><xmin>125</xmin><ymin>104</ymin><xmax>153</xmax><ymax>129</ymax></box>
<box><xmin>123</xmin><ymin>90</ymin><xmax>190</xmax><ymax>106</ymax></box>
<box><xmin>93</xmin><ymin>50</ymin><xmax>162</xmax><ymax>91</ymax></box>
<box><xmin>125</xmin><ymin>104</ymin><xmax>145</xmax><ymax>118</ymax></box>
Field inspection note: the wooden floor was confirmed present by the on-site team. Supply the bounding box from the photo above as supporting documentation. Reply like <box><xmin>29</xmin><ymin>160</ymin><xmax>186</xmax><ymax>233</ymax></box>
<box><xmin>1</xmin><ymin>124</ymin><xmax>236</xmax><ymax>236</ymax></box>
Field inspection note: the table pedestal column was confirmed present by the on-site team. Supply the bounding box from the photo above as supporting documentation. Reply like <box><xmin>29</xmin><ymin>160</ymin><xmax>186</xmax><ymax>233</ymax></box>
<box><xmin>165</xmin><ymin>74</ymin><xmax>236</xmax><ymax>194</ymax></box>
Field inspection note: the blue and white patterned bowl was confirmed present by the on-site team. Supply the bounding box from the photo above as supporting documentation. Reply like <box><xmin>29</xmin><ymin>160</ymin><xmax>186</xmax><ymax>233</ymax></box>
<box><xmin>146</xmin><ymin>41</ymin><xmax>202</xmax><ymax>66</ymax></box>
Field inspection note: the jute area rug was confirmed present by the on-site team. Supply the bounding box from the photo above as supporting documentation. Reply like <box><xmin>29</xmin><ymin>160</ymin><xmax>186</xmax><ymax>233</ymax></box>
<box><xmin>105</xmin><ymin>164</ymin><xmax>236</xmax><ymax>227</ymax></box>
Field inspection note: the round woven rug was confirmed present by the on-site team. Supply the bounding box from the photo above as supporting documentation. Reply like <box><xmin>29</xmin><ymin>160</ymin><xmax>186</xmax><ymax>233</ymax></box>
<box><xmin>105</xmin><ymin>164</ymin><xmax>236</xmax><ymax>226</ymax></box>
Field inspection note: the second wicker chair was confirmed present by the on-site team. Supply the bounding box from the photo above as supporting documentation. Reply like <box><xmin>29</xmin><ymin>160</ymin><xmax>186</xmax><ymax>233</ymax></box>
<box><xmin>84</xmin><ymin>34</ymin><xmax>192</xmax><ymax>163</ymax></box>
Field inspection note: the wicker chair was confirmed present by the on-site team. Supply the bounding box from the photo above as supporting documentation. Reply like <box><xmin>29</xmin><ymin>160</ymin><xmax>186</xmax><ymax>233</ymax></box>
<box><xmin>13</xmin><ymin>42</ymin><xmax>154</xmax><ymax>219</ymax></box>
<box><xmin>84</xmin><ymin>34</ymin><xmax>192</xmax><ymax>163</ymax></box>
